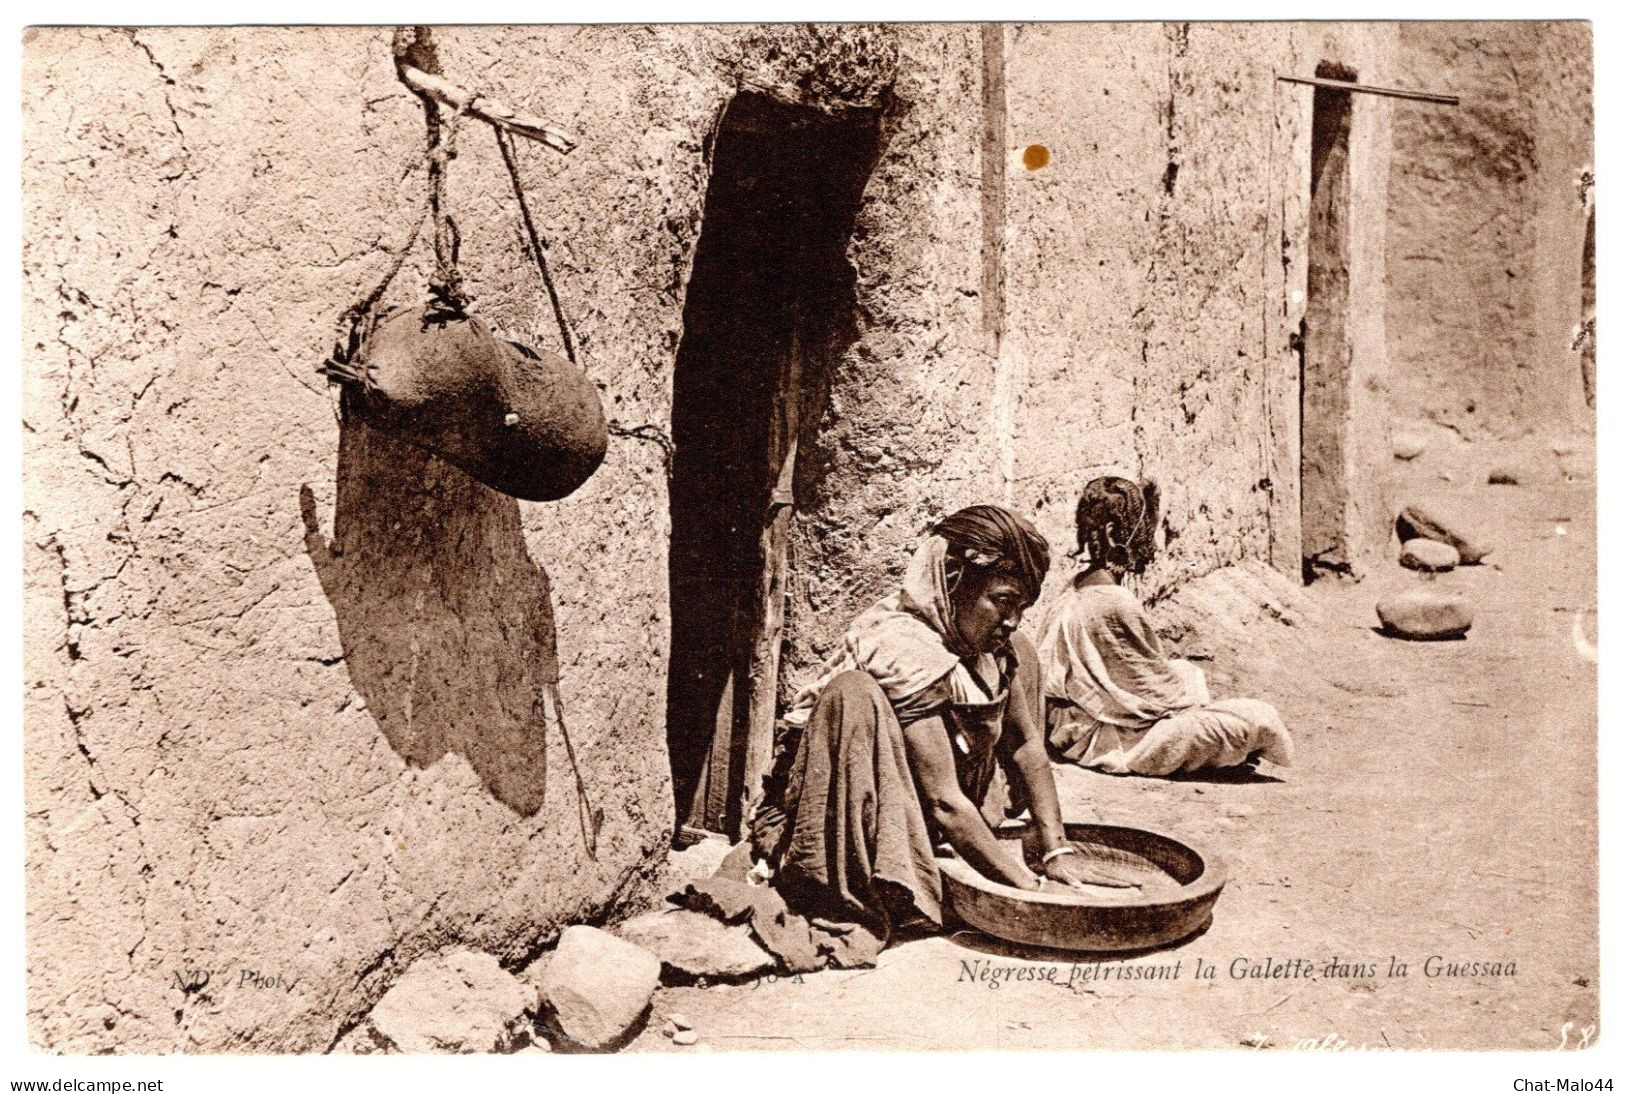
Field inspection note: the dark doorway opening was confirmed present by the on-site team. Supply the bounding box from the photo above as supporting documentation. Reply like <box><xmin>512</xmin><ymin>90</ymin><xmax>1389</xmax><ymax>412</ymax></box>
<box><xmin>1300</xmin><ymin>62</ymin><xmax>1357</xmax><ymax>583</ymax></box>
<box><xmin>666</xmin><ymin>92</ymin><xmax>881</xmax><ymax>838</ymax></box>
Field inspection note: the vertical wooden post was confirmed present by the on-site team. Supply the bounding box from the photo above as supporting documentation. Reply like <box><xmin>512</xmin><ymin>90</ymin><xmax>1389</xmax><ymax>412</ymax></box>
<box><xmin>1301</xmin><ymin>76</ymin><xmax>1355</xmax><ymax>579</ymax></box>
<box><xmin>980</xmin><ymin>24</ymin><xmax>1007</xmax><ymax>359</ymax></box>
<box><xmin>738</xmin><ymin>326</ymin><xmax>804</xmax><ymax>832</ymax></box>
<box><xmin>688</xmin><ymin>661</ymin><xmax>736</xmax><ymax>833</ymax></box>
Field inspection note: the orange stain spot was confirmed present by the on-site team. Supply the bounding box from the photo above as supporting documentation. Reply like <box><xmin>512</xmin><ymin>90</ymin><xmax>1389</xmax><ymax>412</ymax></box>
<box><xmin>1023</xmin><ymin>144</ymin><xmax>1051</xmax><ymax>171</ymax></box>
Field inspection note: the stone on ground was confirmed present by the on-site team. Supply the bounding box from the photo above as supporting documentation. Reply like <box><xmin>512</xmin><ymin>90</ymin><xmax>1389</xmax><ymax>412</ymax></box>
<box><xmin>538</xmin><ymin>925</ymin><xmax>661</xmax><ymax>1050</ymax></box>
<box><xmin>1399</xmin><ymin>539</ymin><xmax>1460</xmax><ymax>572</ymax></box>
<box><xmin>667</xmin><ymin>837</ymin><xmax>734</xmax><ymax>880</ymax></box>
<box><xmin>1376</xmin><ymin>590</ymin><xmax>1474</xmax><ymax>641</ymax></box>
<box><xmin>1392</xmin><ymin>432</ymin><xmax>1428</xmax><ymax>460</ymax></box>
<box><xmin>1396</xmin><ymin>502</ymin><xmax>1491</xmax><ymax>564</ymax></box>
<box><xmin>672</xmin><ymin>1029</ymin><xmax>699</xmax><ymax>1046</ymax></box>
<box><xmin>615</xmin><ymin>908</ymin><xmax>774</xmax><ymax>981</ymax></box>
<box><xmin>1487</xmin><ymin>466</ymin><xmax>1522</xmax><ymax>485</ymax></box>
<box><xmin>360</xmin><ymin>947</ymin><xmax>535</xmax><ymax>1054</ymax></box>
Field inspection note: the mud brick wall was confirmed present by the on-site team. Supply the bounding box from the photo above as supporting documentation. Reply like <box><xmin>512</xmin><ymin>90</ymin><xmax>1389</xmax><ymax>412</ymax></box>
<box><xmin>1386</xmin><ymin>22</ymin><xmax>1594</xmax><ymax>442</ymax></box>
<box><xmin>998</xmin><ymin>23</ymin><xmax>1397</xmax><ymax>589</ymax></box>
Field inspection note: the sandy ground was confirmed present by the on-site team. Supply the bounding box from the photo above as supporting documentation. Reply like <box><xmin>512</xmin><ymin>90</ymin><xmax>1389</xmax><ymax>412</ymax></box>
<box><xmin>630</xmin><ymin>443</ymin><xmax>1598</xmax><ymax>1053</ymax></box>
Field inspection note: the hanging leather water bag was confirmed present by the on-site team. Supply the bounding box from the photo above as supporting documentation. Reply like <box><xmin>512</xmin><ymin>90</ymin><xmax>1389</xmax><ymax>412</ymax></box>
<box><xmin>343</xmin><ymin>305</ymin><xmax>607</xmax><ymax>502</ymax></box>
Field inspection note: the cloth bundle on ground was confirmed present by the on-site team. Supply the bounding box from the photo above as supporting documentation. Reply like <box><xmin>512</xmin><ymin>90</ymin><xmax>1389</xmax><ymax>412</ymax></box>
<box><xmin>675</xmin><ymin>507</ymin><xmax>1048</xmax><ymax>971</ymax></box>
<box><xmin>333</xmin><ymin>304</ymin><xmax>607</xmax><ymax>501</ymax></box>
<box><xmin>1038</xmin><ymin>583</ymin><xmax>1295</xmax><ymax>776</ymax></box>
<box><xmin>677</xmin><ymin>822</ymin><xmax>892</xmax><ymax>974</ymax></box>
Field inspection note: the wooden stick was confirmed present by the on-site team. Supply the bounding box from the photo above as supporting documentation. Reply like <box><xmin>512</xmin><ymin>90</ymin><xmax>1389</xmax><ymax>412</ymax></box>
<box><xmin>398</xmin><ymin>63</ymin><xmax>578</xmax><ymax>154</ymax></box>
<box><xmin>1277</xmin><ymin>73</ymin><xmax>1459</xmax><ymax>106</ymax></box>
<box><xmin>741</xmin><ymin>326</ymin><xmax>805</xmax><ymax>832</ymax></box>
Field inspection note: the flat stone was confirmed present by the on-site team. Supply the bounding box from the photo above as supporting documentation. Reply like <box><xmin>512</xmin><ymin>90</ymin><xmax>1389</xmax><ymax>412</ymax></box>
<box><xmin>1399</xmin><ymin>538</ymin><xmax>1459</xmax><ymax>573</ymax></box>
<box><xmin>1392</xmin><ymin>432</ymin><xmax>1428</xmax><ymax>460</ymax></box>
<box><xmin>1395</xmin><ymin>502</ymin><xmax>1491</xmax><ymax>564</ymax></box>
<box><xmin>1376</xmin><ymin>590</ymin><xmax>1474</xmax><ymax>641</ymax></box>
<box><xmin>363</xmin><ymin>947</ymin><xmax>535</xmax><ymax>1054</ymax></box>
<box><xmin>538</xmin><ymin>926</ymin><xmax>661</xmax><ymax>1050</ymax></box>
<box><xmin>667</xmin><ymin>1012</ymin><xmax>693</xmax><ymax>1031</ymax></box>
<box><xmin>672</xmin><ymin>1029</ymin><xmax>699</xmax><ymax>1046</ymax></box>
<box><xmin>615</xmin><ymin>908</ymin><xmax>774</xmax><ymax>981</ymax></box>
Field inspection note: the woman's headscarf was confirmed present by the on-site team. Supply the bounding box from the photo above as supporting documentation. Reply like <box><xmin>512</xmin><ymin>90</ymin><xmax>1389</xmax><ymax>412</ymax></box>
<box><xmin>933</xmin><ymin>504</ymin><xmax>1051</xmax><ymax>605</ymax></box>
<box><xmin>785</xmin><ymin>504</ymin><xmax>1052</xmax><ymax>725</ymax></box>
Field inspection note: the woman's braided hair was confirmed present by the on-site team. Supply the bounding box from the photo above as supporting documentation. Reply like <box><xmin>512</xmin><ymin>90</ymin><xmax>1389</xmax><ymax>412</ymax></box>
<box><xmin>1075</xmin><ymin>476</ymin><xmax>1161</xmax><ymax>576</ymax></box>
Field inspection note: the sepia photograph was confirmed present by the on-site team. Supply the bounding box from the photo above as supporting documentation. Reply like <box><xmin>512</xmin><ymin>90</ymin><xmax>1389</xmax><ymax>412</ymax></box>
<box><xmin>16</xmin><ymin>17</ymin><xmax>1601</xmax><ymax>1063</ymax></box>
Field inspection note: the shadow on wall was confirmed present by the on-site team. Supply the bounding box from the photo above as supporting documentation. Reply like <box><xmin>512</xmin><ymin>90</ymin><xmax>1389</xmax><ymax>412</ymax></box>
<box><xmin>300</xmin><ymin>402</ymin><xmax>555</xmax><ymax>817</ymax></box>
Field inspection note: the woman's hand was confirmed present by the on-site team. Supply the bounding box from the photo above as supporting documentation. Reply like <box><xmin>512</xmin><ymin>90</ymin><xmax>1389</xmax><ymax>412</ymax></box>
<box><xmin>1040</xmin><ymin>851</ymin><xmax>1098</xmax><ymax>891</ymax></box>
<box><xmin>1012</xmin><ymin>865</ymin><xmax>1044</xmax><ymax>892</ymax></box>
<box><xmin>1040</xmin><ymin>846</ymin><xmax>1143</xmax><ymax>890</ymax></box>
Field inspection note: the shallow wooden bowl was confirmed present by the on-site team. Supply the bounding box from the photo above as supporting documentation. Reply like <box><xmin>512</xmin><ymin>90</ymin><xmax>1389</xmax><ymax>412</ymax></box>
<box><xmin>938</xmin><ymin>821</ymin><xmax>1228</xmax><ymax>953</ymax></box>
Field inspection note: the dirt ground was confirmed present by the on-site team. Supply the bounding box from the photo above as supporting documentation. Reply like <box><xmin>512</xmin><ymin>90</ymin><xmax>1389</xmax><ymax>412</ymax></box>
<box><xmin>630</xmin><ymin>441</ymin><xmax>1598</xmax><ymax>1053</ymax></box>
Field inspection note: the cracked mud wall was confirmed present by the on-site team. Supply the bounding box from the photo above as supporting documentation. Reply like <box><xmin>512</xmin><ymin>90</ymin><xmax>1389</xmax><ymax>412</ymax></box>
<box><xmin>21</xmin><ymin>24</ymin><xmax>962</xmax><ymax>1052</ymax></box>
<box><xmin>1386</xmin><ymin>23</ymin><xmax>1594</xmax><ymax>442</ymax></box>
<box><xmin>776</xmin><ymin>28</ymin><xmax>1002</xmax><ymax>687</ymax></box>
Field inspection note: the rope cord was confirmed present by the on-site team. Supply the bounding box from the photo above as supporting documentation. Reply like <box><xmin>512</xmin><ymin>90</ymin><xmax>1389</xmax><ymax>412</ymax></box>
<box><xmin>494</xmin><ymin>126</ymin><xmax>577</xmax><ymax>364</ymax></box>
<box><xmin>324</xmin><ymin>27</ymin><xmax>579</xmax><ymax>388</ymax></box>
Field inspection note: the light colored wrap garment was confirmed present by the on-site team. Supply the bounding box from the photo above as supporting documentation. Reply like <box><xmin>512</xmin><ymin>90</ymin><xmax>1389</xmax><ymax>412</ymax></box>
<box><xmin>1037</xmin><ymin>582</ymin><xmax>1295</xmax><ymax>776</ymax></box>
<box><xmin>784</xmin><ymin>534</ymin><xmax>1008</xmax><ymax>730</ymax></box>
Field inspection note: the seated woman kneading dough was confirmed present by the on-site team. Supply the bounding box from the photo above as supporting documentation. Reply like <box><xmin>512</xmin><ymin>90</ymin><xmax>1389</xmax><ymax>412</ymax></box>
<box><xmin>1038</xmin><ymin>477</ymin><xmax>1295</xmax><ymax>778</ymax></box>
<box><xmin>741</xmin><ymin>505</ymin><xmax>1101</xmax><ymax>954</ymax></box>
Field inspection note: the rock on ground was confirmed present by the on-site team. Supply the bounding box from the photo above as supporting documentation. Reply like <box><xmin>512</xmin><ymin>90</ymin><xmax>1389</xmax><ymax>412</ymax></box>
<box><xmin>1487</xmin><ymin>466</ymin><xmax>1522</xmax><ymax>485</ymax></box>
<box><xmin>1399</xmin><ymin>539</ymin><xmax>1460</xmax><ymax>572</ymax></box>
<box><xmin>1376</xmin><ymin>589</ymin><xmax>1474</xmax><ymax>640</ymax></box>
<box><xmin>641</xmin><ymin>836</ymin><xmax>736</xmax><ymax>906</ymax></box>
<box><xmin>355</xmin><ymin>947</ymin><xmax>535</xmax><ymax>1054</ymax></box>
<box><xmin>1396</xmin><ymin>503</ymin><xmax>1492</xmax><ymax>564</ymax></box>
<box><xmin>616</xmin><ymin>908</ymin><xmax>775</xmax><ymax>981</ymax></box>
<box><xmin>538</xmin><ymin>925</ymin><xmax>662</xmax><ymax>1050</ymax></box>
<box><xmin>1392</xmin><ymin>432</ymin><xmax>1429</xmax><ymax>460</ymax></box>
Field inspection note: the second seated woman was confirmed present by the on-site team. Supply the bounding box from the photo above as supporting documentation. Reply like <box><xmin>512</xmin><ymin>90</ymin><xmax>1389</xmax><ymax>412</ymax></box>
<box><xmin>1038</xmin><ymin>476</ymin><xmax>1295</xmax><ymax>778</ymax></box>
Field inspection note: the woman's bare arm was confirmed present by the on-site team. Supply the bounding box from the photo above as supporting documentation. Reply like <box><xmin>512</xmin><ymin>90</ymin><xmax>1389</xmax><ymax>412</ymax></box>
<box><xmin>901</xmin><ymin>713</ymin><xmax>1038</xmax><ymax>890</ymax></box>
<box><xmin>1000</xmin><ymin>640</ymin><xmax>1068</xmax><ymax>857</ymax></box>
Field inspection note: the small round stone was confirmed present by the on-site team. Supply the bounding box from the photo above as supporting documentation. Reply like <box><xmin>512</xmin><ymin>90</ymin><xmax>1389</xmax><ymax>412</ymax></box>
<box><xmin>1400</xmin><ymin>538</ymin><xmax>1460</xmax><ymax>573</ymax></box>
